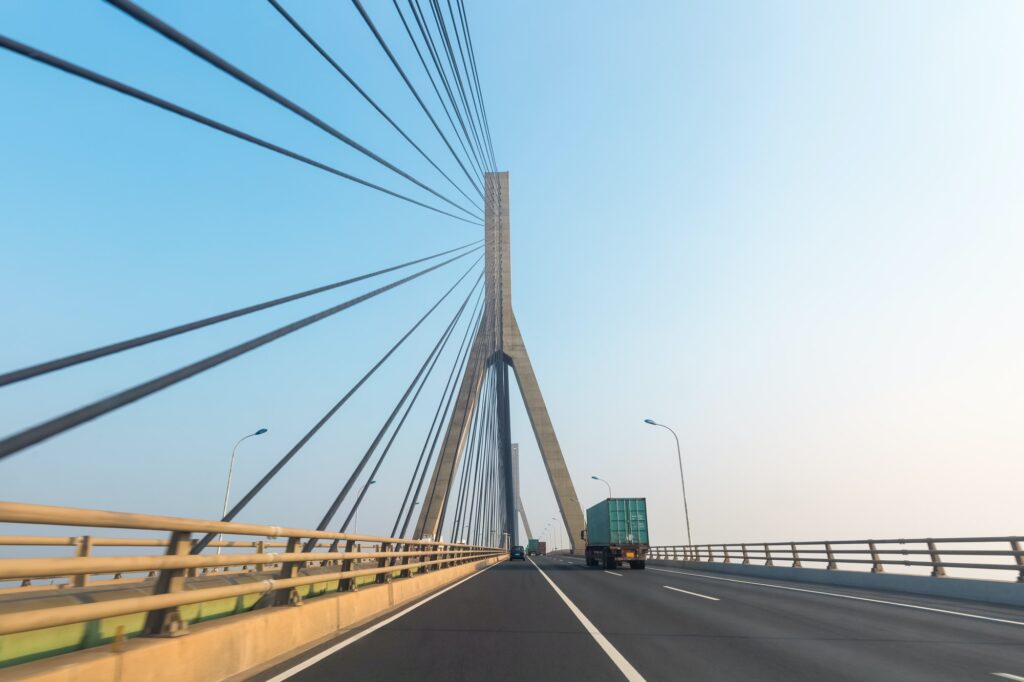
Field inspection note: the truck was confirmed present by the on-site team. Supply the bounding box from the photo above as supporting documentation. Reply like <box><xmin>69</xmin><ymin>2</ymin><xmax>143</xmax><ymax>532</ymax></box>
<box><xmin>526</xmin><ymin>538</ymin><xmax>540</xmax><ymax>556</ymax></box>
<box><xmin>536</xmin><ymin>541</ymin><xmax>547</xmax><ymax>556</ymax></box>
<box><xmin>582</xmin><ymin>498</ymin><xmax>650</xmax><ymax>570</ymax></box>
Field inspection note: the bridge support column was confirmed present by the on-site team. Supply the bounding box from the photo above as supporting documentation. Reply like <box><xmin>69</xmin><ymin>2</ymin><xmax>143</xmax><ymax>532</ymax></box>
<box><xmin>414</xmin><ymin>172</ymin><xmax>587</xmax><ymax>553</ymax></box>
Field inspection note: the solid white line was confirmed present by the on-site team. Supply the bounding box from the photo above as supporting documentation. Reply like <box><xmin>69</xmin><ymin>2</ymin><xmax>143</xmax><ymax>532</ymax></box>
<box><xmin>265</xmin><ymin>561</ymin><xmax>502</xmax><ymax>681</ymax></box>
<box><xmin>648</xmin><ymin>567</ymin><xmax>1024</xmax><ymax>627</ymax></box>
<box><xmin>993</xmin><ymin>674</ymin><xmax>1024</xmax><ymax>681</ymax></box>
<box><xmin>663</xmin><ymin>585</ymin><xmax>719</xmax><ymax>601</ymax></box>
<box><xmin>529</xmin><ymin>557</ymin><xmax>645</xmax><ymax>681</ymax></box>
<box><xmin>604</xmin><ymin>571</ymin><xmax>623</xmax><ymax>577</ymax></box>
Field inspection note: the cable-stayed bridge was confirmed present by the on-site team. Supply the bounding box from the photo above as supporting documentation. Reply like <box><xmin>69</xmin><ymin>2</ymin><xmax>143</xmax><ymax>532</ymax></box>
<box><xmin>1</xmin><ymin>2</ymin><xmax>1022</xmax><ymax>681</ymax></box>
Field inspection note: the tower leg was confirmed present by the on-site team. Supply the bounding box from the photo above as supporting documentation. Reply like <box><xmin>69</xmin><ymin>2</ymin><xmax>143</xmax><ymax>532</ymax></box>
<box><xmin>506</xmin><ymin>312</ymin><xmax>586</xmax><ymax>553</ymax></box>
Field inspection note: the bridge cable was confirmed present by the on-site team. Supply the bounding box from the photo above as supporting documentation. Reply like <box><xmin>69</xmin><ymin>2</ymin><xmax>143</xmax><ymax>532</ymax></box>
<box><xmin>389</xmin><ymin>294</ymin><xmax>483</xmax><ymax>538</ymax></box>
<box><xmin>0</xmin><ymin>240</ymin><xmax>481</xmax><ymax>388</ymax></box>
<box><xmin>104</xmin><ymin>0</ymin><xmax>480</xmax><ymax>221</ymax></box>
<box><xmin>305</xmin><ymin>270</ymin><xmax>482</xmax><ymax>551</ymax></box>
<box><xmin>266</xmin><ymin>0</ymin><xmax>484</xmax><ymax>212</ymax></box>
<box><xmin>0</xmin><ymin>247</ymin><xmax>481</xmax><ymax>462</ymax></box>
<box><xmin>350</xmin><ymin>0</ymin><xmax>485</xmax><ymax>199</ymax></box>
<box><xmin>0</xmin><ymin>35</ymin><xmax>481</xmax><ymax>226</ymax></box>
<box><xmin>388</xmin><ymin>0</ymin><xmax>484</xmax><ymax>182</ymax></box>
<box><xmin>396</xmin><ymin>333</ymin><xmax>486</xmax><ymax>540</ymax></box>
<box><xmin>454</xmin><ymin>366</ymin><xmax>494</xmax><ymax>543</ymax></box>
<box><xmin>455</xmin><ymin>0</ymin><xmax>498</xmax><ymax>169</ymax></box>
<box><xmin>190</xmin><ymin>255</ymin><xmax>482</xmax><ymax>554</ymax></box>
<box><xmin>328</xmin><ymin>282</ymin><xmax>483</xmax><ymax>550</ymax></box>
<box><xmin>447</xmin><ymin>364</ymin><xmax>492</xmax><ymax>541</ymax></box>
<box><xmin>405</xmin><ymin>0</ymin><xmax>489</xmax><ymax>175</ymax></box>
<box><xmin>443</xmin><ymin>365</ymin><xmax>488</xmax><ymax>540</ymax></box>
<box><xmin>423</xmin><ymin>0</ymin><xmax>491</xmax><ymax>173</ymax></box>
<box><xmin>442</xmin><ymin>0</ymin><xmax>495</xmax><ymax>171</ymax></box>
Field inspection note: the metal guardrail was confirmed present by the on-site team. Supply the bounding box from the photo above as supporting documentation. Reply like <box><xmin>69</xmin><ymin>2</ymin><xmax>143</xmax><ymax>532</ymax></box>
<box><xmin>0</xmin><ymin>536</ymin><xmax>382</xmax><ymax>589</ymax></box>
<box><xmin>0</xmin><ymin>501</ymin><xmax>504</xmax><ymax>637</ymax></box>
<box><xmin>650</xmin><ymin>537</ymin><xmax>1024</xmax><ymax>582</ymax></box>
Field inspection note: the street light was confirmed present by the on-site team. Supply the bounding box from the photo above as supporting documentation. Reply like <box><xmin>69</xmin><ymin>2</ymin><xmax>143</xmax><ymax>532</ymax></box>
<box><xmin>551</xmin><ymin>516</ymin><xmax>560</xmax><ymax>551</ymax></box>
<box><xmin>644</xmin><ymin>418</ymin><xmax>692</xmax><ymax>545</ymax></box>
<box><xmin>353</xmin><ymin>480</ymin><xmax>377</xmax><ymax>535</ymax></box>
<box><xmin>219</xmin><ymin>428</ymin><xmax>268</xmax><ymax>554</ymax></box>
<box><xmin>591</xmin><ymin>475</ymin><xmax>612</xmax><ymax>499</ymax></box>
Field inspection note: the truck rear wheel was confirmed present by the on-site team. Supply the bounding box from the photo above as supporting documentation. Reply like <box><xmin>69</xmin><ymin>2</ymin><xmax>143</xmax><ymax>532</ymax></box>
<box><xmin>629</xmin><ymin>560</ymin><xmax>645</xmax><ymax>570</ymax></box>
<box><xmin>604</xmin><ymin>555</ymin><xmax>617</xmax><ymax>570</ymax></box>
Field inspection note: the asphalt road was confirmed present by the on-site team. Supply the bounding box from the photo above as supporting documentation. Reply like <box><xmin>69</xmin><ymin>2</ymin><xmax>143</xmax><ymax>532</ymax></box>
<box><xmin>255</xmin><ymin>555</ymin><xmax>1024</xmax><ymax>681</ymax></box>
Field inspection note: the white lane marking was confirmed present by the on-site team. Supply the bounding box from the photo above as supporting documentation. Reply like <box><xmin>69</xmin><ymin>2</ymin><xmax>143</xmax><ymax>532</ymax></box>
<box><xmin>604</xmin><ymin>571</ymin><xmax>623</xmax><ymax>577</ymax></box>
<box><xmin>993</xmin><ymin>674</ymin><xmax>1024</xmax><ymax>681</ymax></box>
<box><xmin>663</xmin><ymin>585</ymin><xmax>719</xmax><ymax>601</ymax></box>
<box><xmin>529</xmin><ymin>557</ymin><xmax>645</xmax><ymax>681</ymax></box>
<box><xmin>266</xmin><ymin>561</ymin><xmax>502</xmax><ymax>681</ymax></box>
<box><xmin>648</xmin><ymin>567</ymin><xmax>1024</xmax><ymax>628</ymax></box>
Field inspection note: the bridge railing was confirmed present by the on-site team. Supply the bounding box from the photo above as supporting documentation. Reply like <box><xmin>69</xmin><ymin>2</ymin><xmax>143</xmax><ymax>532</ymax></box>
<box><xmin>0</xmin><ymin>536</ymin><xmax>387</xmax><ymax>591</ymax></box>
<box><xmin>0</xmin><ymin>501</ymin><xmax>503</xmax><ymax>637</ymax></box>
<box><xmin>649</xmin><ymin>536</ymin><xmax>1024</xmax><ymax>582</ymax></box>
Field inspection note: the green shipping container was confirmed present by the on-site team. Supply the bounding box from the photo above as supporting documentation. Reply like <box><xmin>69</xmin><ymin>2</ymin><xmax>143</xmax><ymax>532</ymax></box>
<box><xmin>585</xmin><ymin>498</ymin><xmax>649</xmax><ymax>546</ymax></box>
<box><xmin>526</xmin><ymin>538</ymin><xmax>540</xmax><ymax>554</ymax></box>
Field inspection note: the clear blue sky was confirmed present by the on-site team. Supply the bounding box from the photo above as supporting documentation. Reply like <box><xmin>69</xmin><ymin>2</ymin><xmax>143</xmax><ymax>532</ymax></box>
<box><xmin>1</xmin><ymin>1</ymin><xmax>1022</xmax><ymax>546</ymax></box>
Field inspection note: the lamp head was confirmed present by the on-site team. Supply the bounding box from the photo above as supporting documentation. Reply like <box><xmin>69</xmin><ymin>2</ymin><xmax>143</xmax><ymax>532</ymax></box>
<box><xmin>254</xmin><ymin>428</ymin><xmax>268</xmax><ymax>435</ymax></box>
<box><xmin>643</xmin><ymin>419</ymin><xmax>657</xmax><ymax>426</ymax></box>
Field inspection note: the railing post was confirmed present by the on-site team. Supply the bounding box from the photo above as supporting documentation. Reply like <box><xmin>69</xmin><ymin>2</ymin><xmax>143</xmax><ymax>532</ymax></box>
<box><xmin>399</xmin><ymin>543</ymin><xmax>415</xmax><ymax>578</ymax></box>
<box><xmin>375</xmin><ymin>541</ymin><xmax>393</xmax><ymax>584</ymax></box>
<box><xmin>722</xmin><ymin>545</ymin><xmax>730</xmax><ymax>564</ymax></box>
<box><xmin>926</xmin><ymin>539</ymin><xmax>945</xmax><ymax>577</ymax></box>
<box><xmin>790</xmin><ymin>542</ymin><xmax>801</xmax><ymax>568</ymax></box>
<box><xmin>1011</xmin><ymin>540</ymin><xmax>1024</xmax><ymax>583</ymax></box>
<box><xmin>338</xmin><ymin>539</ymin><xmax>357</xmax><ymax>592</ymax></box>
<box><xmin>764</xmin><ymin>544</ymin><xmax>773</xmax><ymax>567</ymax></box>
<box><xmin>274</xmin><ymin>537</ymin><xmax>304</xmax><ymax>606</ymax></box>
<box><xmin>869</xmin><ymin>541</ymin><xmax>884</xmax><ymax>573</ymax></box>
<box><xmin>70</xmin><ymin>535</ymin><xmax>93</xmax><ymax>588</ymax></box>
<box><xmin>825</xmin><ymin>542</ymin><xmax>837</xmax><ymax>570</ymax></box>
<box><xmin>741</xmin><ymin>544</ymin><xmax>750</xmax><ymax>565</ymax></box>
<box><xmin>143</xmin><ymin>531</ymin><xmax>192</xmax><ymax>637</ymax></box>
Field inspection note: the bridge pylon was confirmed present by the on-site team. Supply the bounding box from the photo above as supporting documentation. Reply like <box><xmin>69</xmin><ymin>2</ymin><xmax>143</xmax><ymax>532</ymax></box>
<box><xmin>414</xmin><ymin>172</ymin><xmax>587</xmax><ymax>553</ymax></box>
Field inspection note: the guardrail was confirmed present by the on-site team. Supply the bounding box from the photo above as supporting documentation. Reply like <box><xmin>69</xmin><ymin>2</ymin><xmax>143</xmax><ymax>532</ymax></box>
<box><xmin>0</xmin><ymin>501</ymin><xmax>504</xmax><ymax>638</ymax></box>
<box><xmin>0</xmin><ymin>535</ymin><xmax>382</xmax><ymax>590</ymax></box>
<box><xmin>650</xmin><ymin>536</ymin><xmax>1024</xmax><ymax>582</ymax></box>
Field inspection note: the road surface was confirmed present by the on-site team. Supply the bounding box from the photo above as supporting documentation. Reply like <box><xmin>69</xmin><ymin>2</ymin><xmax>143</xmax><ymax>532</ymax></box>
<box><xmin>255</xmin><ymin>554</ymin><xmax>1024</xmax><ymax>681</ymax></box>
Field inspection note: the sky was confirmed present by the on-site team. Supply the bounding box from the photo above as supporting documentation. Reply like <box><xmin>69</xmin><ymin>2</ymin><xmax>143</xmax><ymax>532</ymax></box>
<box><xmin>1</xmin><ymin>1</ymin><xmax>1022</xmax><ymax>550</ymax></box>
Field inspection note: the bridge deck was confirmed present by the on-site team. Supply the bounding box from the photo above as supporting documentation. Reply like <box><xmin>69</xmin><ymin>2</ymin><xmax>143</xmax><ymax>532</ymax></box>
<box><xmin>257</xmin><ymin>556</ymin><xmax>1024</xmax><ymax>681</ymax></box>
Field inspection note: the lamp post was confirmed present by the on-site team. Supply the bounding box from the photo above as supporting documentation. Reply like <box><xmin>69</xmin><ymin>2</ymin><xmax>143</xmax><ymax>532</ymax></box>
<box><xmin>644</xmin><ymin>418</ymin><xmax>692</xmax><ymax>545</ymax></box>
<box><xmin>219</xmin><ymin>428</ymin><xmax>268</xmax><ymax>554</ymax></box>
<box><xmin>551</xmin><ymin>516</ymin><xmax>560</xmax><ymax>551</ymax></box>
<box><xmin>353</xmin><ymin>480</ymin><xmax>376</xmax><ymax>535</ymax></box>
<box><xmin>591</xmin><ymin>475</ymin><xmax>612</xmax><ymax>499</ymax></box>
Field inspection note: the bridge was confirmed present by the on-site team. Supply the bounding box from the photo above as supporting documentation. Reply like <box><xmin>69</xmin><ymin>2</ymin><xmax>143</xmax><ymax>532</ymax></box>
<box><xmin>1</xmin><ymin>2</ymin><xmax>1023</xmax><ymax>681</ymax></box>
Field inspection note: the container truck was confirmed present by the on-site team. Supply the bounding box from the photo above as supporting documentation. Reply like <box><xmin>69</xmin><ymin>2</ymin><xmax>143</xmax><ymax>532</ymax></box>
<box><xmin>526</xmin><ymin>539</ymin><xmax>540</xmax><ymax>556</ymax></box>
<box><xmin>536</xmin><ymin>541</ymin><xmax>547</xmax><ymax>556</ymax></box>
<box><xmin>582</xmin><ymin>498</ymin><xmax>649</xmax><ymax>570</ymax></box>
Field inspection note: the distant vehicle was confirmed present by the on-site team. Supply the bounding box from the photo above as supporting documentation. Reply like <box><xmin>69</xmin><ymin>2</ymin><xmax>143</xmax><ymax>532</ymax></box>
<box><xmin>526</xmin><ymin>538</ymin><xmax>540</xmax><ymax>555</ymax></box>
<box><xmin>582</xmin><ymin>498</ymin><xmax>649</xmax><ymax>570</ymax></box>
<box><xmin>510</xmin><ymin>545</ymin><xmax>526</xmax><ymax>561</ymax></box>
<box><xmin>536</xmin><ymin>541</ymin><xmax>547</xmax><ymax>556</ymax></box>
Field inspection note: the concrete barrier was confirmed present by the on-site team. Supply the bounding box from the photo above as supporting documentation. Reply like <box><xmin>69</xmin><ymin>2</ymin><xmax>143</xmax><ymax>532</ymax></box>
<box><xmin>648</xmin><ymin>559</ymin><xmax>1024</xmax><ymax>607</ymax></box>
<box><xmin>0</xmin><ymin>556</ymin><xmax>502</xmax><ymax>682</ymax></box>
